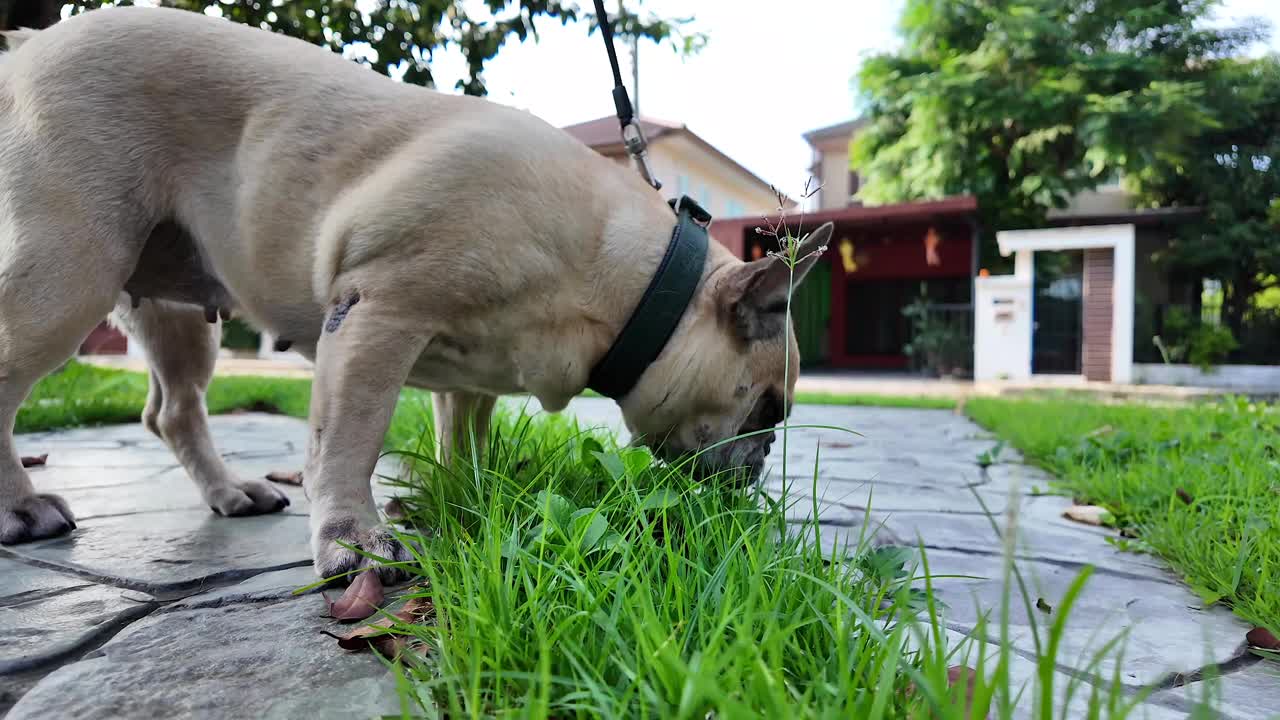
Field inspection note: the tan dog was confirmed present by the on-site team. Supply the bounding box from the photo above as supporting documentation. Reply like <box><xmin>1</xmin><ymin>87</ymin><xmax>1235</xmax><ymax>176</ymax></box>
<box><xmin>0</xmin><ymin>7</ymin><xmax>830</xmax><ymax>583</ymax></box>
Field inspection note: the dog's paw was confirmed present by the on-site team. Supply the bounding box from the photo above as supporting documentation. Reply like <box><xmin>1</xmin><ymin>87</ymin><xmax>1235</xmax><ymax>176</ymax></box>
<box><xmin>207</xmin><ymin>479</ymin><xmax>291</xmax><ymax>517</ymax></box>
<box><xmin>0</xmin><ymin>493</ymin><xmax>76</xmax><ymax>545</ymax></box>
<box><xmin>312</xmin><ymin>515</ymin><xmax>415</xmax><ymax>586</ymax></box>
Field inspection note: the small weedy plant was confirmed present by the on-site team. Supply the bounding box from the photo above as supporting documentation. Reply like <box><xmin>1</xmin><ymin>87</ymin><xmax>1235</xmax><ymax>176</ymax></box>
<box><xmin>752</xmin><ymin>179</ymin><xmax>829</xmax><ymax>490</ymax></box>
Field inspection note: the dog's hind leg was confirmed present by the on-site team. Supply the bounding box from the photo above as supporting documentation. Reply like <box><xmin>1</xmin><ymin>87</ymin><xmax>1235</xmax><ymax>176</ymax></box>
<box><xmin>432</xmin><ymin>391</ymin><xmax>497</xmax><ymax>470</ymax></box>
<box><xmin>112</xmin><ymin>300</ymin><xmax>290</xmax><ymax>516</ymax></box>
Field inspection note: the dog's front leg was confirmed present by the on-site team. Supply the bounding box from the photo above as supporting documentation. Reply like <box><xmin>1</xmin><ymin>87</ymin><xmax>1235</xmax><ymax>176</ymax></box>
<box><xmin>305</xmin><ymin>292</ymin><xmax>427</xmax><ymax>585</ymax></box>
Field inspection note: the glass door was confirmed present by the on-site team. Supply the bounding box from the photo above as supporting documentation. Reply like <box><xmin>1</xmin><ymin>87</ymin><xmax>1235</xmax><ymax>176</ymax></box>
<box><xmin>1032</xmin><ymin>251</ymin><xmax>1083</xmax><ymax>374</ymax></box>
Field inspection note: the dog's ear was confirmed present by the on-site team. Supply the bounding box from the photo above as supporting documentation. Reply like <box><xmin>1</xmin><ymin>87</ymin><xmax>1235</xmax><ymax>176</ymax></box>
<box><xmin>722</xmin><ymin>222</ymin><xmax>832</xmax><ymax>342</ymax></box>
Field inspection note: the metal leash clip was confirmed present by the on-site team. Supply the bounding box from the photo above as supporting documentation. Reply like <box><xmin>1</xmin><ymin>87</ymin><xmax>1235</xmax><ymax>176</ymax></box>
<box><xmin>593</xmin><ymin>0</ymin><xmax>662</xmax><ymax>192</ymax></box>
<box><xmin>621</xmin><ymin>120</ymin><xmax>661</xmax><ymax>191</ymax></box>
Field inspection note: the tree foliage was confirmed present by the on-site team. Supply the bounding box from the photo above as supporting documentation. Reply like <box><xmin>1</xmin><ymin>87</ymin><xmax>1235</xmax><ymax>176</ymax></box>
<box><xmin>0</xmin><ymin>0</ymin><xmax>62</xmax><ymax>29</ymax></box>
<box><xmin>851</xmin><ymin>0</ymin><xmax>1266</xmax><ymax>269</ymax></box>
<box><xmin>4</xmin><ymin>0</ymin><xmax>701</xmax><ymax>96</ymax></box>
<box><xmin>1132</xmin><ymin>55</ymin><xmax>1280</xmax><ymax>334</ymax></box>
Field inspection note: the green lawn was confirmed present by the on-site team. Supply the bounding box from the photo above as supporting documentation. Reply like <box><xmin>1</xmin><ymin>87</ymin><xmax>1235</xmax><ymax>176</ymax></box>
<box><xmin>15</xmin><ymin>360</ymin><xmax>434</xmax><ymax>451</ymax></box>
<box><xmin>966</xmin><ymin>395</ymin><xmax>1280</xmax><ymax>640</ymax></box>
<box><xmin>19</xmin><ymin>361</ymin><xmax>954</xmax><ymax>436</ymax></box>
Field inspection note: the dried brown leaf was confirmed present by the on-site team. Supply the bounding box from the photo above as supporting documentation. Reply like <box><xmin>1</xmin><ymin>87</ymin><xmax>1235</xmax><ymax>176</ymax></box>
<box><xmin>1175</xmin><ymin>487</ymin><xmax>1194</xmax><ymax>505</ymax></box>
<box><xmin>1063</xmin><ymin>505</ymin><xmax>1106</xmax><ymax>526</ymax></box>
<box><xmin>20</xmin><ymin>454</ymin><xmax>48</xmax><ymax>468</ymax></box>
<box><xmin>1246</xmin><ymin>627</ymin><xmax>1279</xmax><ymax>651</ymax></box>
<box><xmin>325</xmin><ymin>570</ymin><xmax>384</xmax><ymax>621</ymax></box>
<box><xmin>946</xmin><ymin>665</ymin><xmax>984</xmax><ymax>717</ymax></box>
<box><xmin>1085</xmin><ymin>425</ymin><xmax>1115</xmax><ymax>438</ymax></box>
<box><xmin>398</xmin><ymin>593</ymin><xmax>435</xmax><ymax>623</ymax></box>
<box><xmin>330</xmin><ymin>587</ymin><xmax>435</xmax><ymax>657</ymax></box>
<box><xmin>265</xmin><ymin>470</ymin><xmax>303</xmax><ymax>486</ymax></box>
<box><xmin>330</xmin><ymin>616</ymin><xmax>406</xmax><ymax>656</ymax></box>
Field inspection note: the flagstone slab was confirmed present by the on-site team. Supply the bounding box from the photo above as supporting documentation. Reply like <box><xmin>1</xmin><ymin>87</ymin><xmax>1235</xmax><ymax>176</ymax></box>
<box><xmin>4</xmin><ymin>595</ymin><xmax>403</xmax><ymax>720</ymax></box>
<box><xmin>0</xmin><ymin>558</ymin><xmax>156</xmax><ymax>675</ymax></box>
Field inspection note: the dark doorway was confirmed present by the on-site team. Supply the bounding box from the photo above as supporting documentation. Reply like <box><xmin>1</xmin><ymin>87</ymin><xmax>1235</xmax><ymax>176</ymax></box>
<box><xmin>842</xmin><ymin>277</ymin><xmax>968</xmax><ymax>365</ymax></box>
<box><xmin>1032</xmin><ymin>251</ymin><xmax>1083</xmax><ymax>374</ymax></box>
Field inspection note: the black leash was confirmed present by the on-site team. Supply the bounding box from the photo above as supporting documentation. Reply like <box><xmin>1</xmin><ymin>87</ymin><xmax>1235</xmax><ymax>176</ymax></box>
<box><xmin>591</xmin><ymin>0</ymin><xmax>661</xmax><ymax>190</ymax></box>
<box><xmin>584</xmin><ymin>0</ymin><xmax>711</xmax><ymax>400</ymax></box>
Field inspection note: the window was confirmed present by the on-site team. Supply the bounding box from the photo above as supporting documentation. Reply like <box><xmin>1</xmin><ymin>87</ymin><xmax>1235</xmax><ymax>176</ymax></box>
<box><xmin>676</xmin><ymin>174</ymin><xmax>689</xmax><ymax>197</ymax></box>
<box><xmin>725</xmin><ymin>200</ymin><xmax>745</xmax><ymax>218</ymax></box>
<box><xmin>699</xmin><ymin>185</ymin><xmax>712</xmax><ymax>213</ymax></box>
<box><xmin>848</xmin><ymin>170</ymin><xmax>860</xmax><ymax>203</ymax></box>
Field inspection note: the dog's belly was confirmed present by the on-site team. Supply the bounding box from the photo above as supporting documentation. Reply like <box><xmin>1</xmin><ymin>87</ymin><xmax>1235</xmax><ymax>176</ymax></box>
<box><xmin>252</xmin><ymin>304</ymin><xmax>325</xmax><ymax>351</ymax></box>
<box><xmin>405</xmin><ymin>334</ymin><xmax>523</xmax><ymax>396</ymax></box>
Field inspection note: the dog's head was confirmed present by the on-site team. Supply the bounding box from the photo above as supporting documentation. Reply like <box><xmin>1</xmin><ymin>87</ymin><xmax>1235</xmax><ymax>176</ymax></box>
<box><xmin>618</xmin><ymin>222</ymin><xmax>833</xmax><ymax>482</ymax></box>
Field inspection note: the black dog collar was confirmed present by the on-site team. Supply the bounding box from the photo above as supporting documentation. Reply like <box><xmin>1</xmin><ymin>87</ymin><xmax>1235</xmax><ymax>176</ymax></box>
<box><xmin>587</xmin><ymin>196</ymin><xmax>711</xmax><ymax>399</ymax></box>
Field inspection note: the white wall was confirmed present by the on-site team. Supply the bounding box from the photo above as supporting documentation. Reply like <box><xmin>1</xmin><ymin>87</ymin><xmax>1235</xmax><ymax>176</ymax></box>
<box><xmin>643</xmin><ymin>136</ymin><xmax>779</xmax><ymax>218</ymax></box>
<box><xmin>994</xmin><ymin>224</ymin><xmax>1136</xmax><ymax>384</ymax></box>
<box><xmin>974</xmin><ymin>275</ymin><xmax>1033</xmax><ymax>381</ymax></box>
<box><xmin>1133</xmin><ymin>364</ymin><xmax>1280</xmax><ymax>392</ymax></box>
<box><xmin>810</xmin><ymin>134</ymin><xmax>853</xmax><ymax>210</ymax></box>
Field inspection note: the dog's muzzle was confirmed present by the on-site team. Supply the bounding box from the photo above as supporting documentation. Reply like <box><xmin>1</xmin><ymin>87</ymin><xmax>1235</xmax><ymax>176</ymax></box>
<box><xmin>658</xmin><ymin>431</ymin><xmax>776</xmax><ymax>485</ymax></box>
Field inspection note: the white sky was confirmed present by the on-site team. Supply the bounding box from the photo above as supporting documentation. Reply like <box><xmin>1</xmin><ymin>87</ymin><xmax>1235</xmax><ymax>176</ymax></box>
<box><xmin>424</xmin><ymin>0</ymin><xmax>1280</xmax><ymax>203</ymax></box>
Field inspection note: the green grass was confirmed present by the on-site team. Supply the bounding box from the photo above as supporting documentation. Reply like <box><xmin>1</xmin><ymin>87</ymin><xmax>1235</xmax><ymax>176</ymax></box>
<box><xmin>18</xmin><ymin>361</ymin><xmax>954</xmax><ymax>436</ymax></box>
<box><xmin>791</xmin><ymin>391</ymin><xmax>957</xmax><ymax>410</ymax></box>
<box><xmin>15</xmin><ymin>360</ymin><xmax>434</xmax><ymax>450</ymax></box>
<box><xmin>966</xmin><ymin>395</ymin><xmax>1280</xmax><ymax>640</ymax></box>
<box><xmin>368</xmin><ymin>411</ymin><xmax>1162</xmax><ymax>718</ymax></box>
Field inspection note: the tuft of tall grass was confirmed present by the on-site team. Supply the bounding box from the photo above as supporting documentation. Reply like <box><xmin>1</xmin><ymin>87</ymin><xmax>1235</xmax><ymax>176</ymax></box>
<box><xmin>348</xmin><ymin>405</ymin><xmax>1181</xmax><ymax>719</ymax></box>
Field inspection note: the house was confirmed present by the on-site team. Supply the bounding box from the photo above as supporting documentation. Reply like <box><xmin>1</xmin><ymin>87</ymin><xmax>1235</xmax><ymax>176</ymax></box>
<box><xmin>976</xmin><ymin>204</ymin><xmax>1280</xmax><ymax>391</ymax></box>
<box><xmin>802</xmin><ymin>118</ymin><xmax>867</xmax><ymax>210</ymax></box>
<box><xmin>970</xmin><ymin>142</ymin><xmax>1277</xmax><ymax>389</ymax></box>
<box><xmin>711</xmin><ymin>118</ymin><xmax>981</xmax><ymax>371</ymax></box>
<box><xmin>712</xmin><ymin>197</ymin><xmax>980</xmax><ymax>370</ymax></box>
<box><xmin>561</xmin><ymin>115</ymin><xmax>787</xmax><ymax>219</ymax></box>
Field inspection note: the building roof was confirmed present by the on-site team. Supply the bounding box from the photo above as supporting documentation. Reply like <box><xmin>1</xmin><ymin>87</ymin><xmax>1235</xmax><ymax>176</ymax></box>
<box><xmin>775</xmin><ymin>195</ymin><xmax>978</xmax><ymax>227</ymax></box>
<box><xmin>802</xmin><ymin>118</ymin><xmax>868</xmax><ymax>146</ymax></box>
<box><xmin>1042</xmin><ymin>206</ymin><xmax>1203</xmax><ymax>228</ymax></box>
<box><xmin>560</xmin><ymin>115</ymin><xmax>684</xmax><ymax>150</ymax></box>
<box><xmin>560</xmin><ymin>115</ymin><xmax>790</xmax><ymax>206</ymax></box>
<box><xmin>706</xmin><ymin>195</ymin><xmax>979</xmax><ymax>257</ymax></box>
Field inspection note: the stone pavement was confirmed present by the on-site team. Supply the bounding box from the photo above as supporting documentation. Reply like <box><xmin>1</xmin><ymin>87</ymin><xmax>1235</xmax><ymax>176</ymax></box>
<box><xmin>3</xmin><ymin>401</ymin><xmax>1276</xmax><ymax>719</ymax></box>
